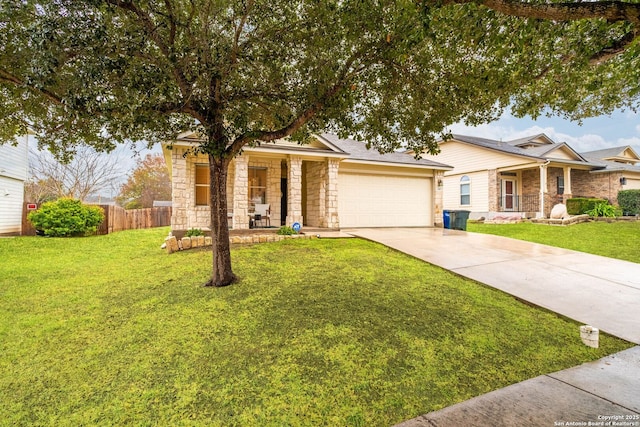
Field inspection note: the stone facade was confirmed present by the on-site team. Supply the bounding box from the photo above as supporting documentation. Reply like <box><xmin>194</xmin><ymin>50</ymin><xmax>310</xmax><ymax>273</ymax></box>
<box><xmin>170</xmin><ymin>151</ymin><xmax>342</xmax><ymax>234</ymax></box>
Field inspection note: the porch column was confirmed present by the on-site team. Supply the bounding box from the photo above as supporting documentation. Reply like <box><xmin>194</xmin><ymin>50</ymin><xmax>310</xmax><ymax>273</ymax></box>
<box><xmin>287</xmin><ymin>156</ymin><xmax>304</xmax><ymax>226</ymax></box>
<box><xmin>170</xmin><ymin>147</ymin><xmax>188</xmax><ymax>232</ymax></box>
<box><xmin>232</xmin><ymin>155</ymin><xmax>250</xmax><ymax>229</ymax></box>
<box><xmin>539</xmin><ymin>163</ymin><xmax>548</xmax><ymax>218</ymax></box>
<box><xmin>434</xmin><ymin>170</ymin><xmax>444</xmax><ymax>227</ymax></box>
<box><xmin>563</xmin><ymin>166</ymin><xmax>572</xmax><ymax>203</ymax></box>
<box><xmin>488</xmin><ymin>169</ymin><xmax>499</xmax><ymax>212</ymax></box>
<box><xmin>324</xmin><ymin>158</ymin><xmax>340</xmax><ymax>229</ymax></box>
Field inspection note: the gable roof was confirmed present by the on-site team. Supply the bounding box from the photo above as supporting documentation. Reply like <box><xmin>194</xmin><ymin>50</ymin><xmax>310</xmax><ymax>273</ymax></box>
<box><xmin>444</xmin><ymin>133</ymin><xmax>594</xmax><ymax>165</ymax></box>
<box><xmin>319</xmin><ymin>133</ymin><xmax>452</xmax><ymax>170</ymax></box>
<box><xmin>581</xmin><ymin>146</ymin><xmax>640</xmax><ymax>164</ymax></box>
<box><xmin>580</xmin><ymin>145</ymin><xmax>640</xmax><ymax>173</ymax></box>
<box><xmin>167</xmin><ymin>132</ymin><xmax>452</xmax><ymax>170</ymax></box>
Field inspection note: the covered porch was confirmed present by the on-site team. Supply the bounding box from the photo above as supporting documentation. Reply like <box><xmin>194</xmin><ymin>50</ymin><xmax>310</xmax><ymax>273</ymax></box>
<box><xmin>168</xmin><ymin>141</ymin><xmax>345</xmax><ymax>236</ymax></box>
<box><xmin>490</xmin><ymin>161</ymin><xmax>594</xmax><ymax>218</ymax></box>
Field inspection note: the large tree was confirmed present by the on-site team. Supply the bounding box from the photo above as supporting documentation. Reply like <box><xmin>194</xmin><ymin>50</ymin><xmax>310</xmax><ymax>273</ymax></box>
<box><xmin>1</xmin><ymin>0</ymin><xmax>639</xmax><ymax>286</ymax></box>
<box><xmin>116</xmin><ymin>154</ymin><xmax>171</xmax><ymax>209</ymax></box>
<box><xmin>27</xmin><ymin>145</ymin><xmax>123</xmax><ymax>202</ymax></box>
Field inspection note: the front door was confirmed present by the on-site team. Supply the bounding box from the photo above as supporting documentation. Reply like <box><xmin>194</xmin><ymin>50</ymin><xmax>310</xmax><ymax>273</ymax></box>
<box><xmin>280</xmin><ymin>178</ymin><xmax>287</xmax><ymax>225</ymax></box>
<box><xmin>502</xmin><ymin>179</ymin><xmax>516</xmax><ymax>211</ymax></box>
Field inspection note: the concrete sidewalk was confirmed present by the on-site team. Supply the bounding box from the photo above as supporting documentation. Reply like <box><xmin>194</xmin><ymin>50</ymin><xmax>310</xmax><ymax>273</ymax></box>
<box><xmin>344</xmin><ymin>228</ymin><xmax>640</xmax><ymax>426</ymax></box>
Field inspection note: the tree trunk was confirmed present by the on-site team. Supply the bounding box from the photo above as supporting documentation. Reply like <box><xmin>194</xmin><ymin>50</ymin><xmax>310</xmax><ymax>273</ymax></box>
<box><xmin>204</xmin><ymin>154</ymin><xmax>237</xmax><ymax>287</ymax></box>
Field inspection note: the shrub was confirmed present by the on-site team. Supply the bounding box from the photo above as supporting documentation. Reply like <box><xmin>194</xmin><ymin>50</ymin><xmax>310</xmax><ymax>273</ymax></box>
<box><xmin>27</xmin><ymin>198</ymin><xmax>104</xmax><ymax>237</ymax></box>
<box><xmin>185</xmin><ymin>228</ymin><xmax>204</xmax><ymax>237</ymax></box>
<box><xmin>618</xmin><ymin>189</ymin><xmax>640</xmax><ymax>216</ymax></box>
<box><xmin>566</xmin><ymin>198</ymin><xmax>607</xmax><ymax>215</ymax></box>
<box><xmin>277</xmin><ymin>226</ymin><xmax>296</xmax><ymax>235</ymax></box>
<box><xmin>586</xmin><ymin>202</ymin><xmax>621</xmax><ymax>218</ymax></box>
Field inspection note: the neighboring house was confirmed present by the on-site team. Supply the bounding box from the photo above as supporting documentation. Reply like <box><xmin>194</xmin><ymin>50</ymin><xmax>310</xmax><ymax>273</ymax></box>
<box><xmin>418</xmin><ymin>133</ymin><xmax>640</xmax><ymax>219</ymax></box>
<box><xmin>163</xmin><ymin>133</ymin><xmax>452</xmax><ymax>236</ymax></box>
<box><xmin>0</xmin><ymin>135</ymin><xmax>29</xmax><ymax>235</ymax></box>
<box><xmin>580</xmin><ymin>146</ymin><xmax>640</xmax><ymax>191</ymax></box>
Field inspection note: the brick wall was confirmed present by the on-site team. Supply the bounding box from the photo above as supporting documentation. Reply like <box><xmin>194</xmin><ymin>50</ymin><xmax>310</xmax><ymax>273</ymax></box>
<box><xmin>571</xmin><ymin>170</ymin><xmax>623</xmax><ymax>203</ymax></box>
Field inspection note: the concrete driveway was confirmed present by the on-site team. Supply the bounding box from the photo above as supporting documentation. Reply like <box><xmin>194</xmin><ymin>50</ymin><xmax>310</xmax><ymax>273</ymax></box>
<box><xmin>346</xmin><ymin>227</ymin><xmax>640</xmax><ymax>344</ymax></box>
<box><xmin>344</xmin><ymin>227</ymin><xmax>640</xmax><ymax>426</ymax></box>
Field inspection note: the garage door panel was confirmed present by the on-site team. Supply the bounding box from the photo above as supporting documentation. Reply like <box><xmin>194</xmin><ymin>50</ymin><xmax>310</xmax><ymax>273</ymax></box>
<box><xmin>338</xmin><ymin>172</ymin><xmax>432</xmax><ymax>227</ymax></box>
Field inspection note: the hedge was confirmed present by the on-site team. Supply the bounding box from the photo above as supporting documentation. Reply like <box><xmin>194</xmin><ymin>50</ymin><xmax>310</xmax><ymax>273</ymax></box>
<box><xmin>618</xmin><ymin>190</ymin><xmax>640</xmax><ymax>216</ymax></box>
<box><xmin>566</xmin><ymin>198</ymin><xmax>608</xmax><ymax>215</ymax></box>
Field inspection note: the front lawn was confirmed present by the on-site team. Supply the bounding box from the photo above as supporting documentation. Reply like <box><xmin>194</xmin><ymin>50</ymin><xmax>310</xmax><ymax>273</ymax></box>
<box><xmin>467</xmin><ymin>220</ymin><xmax>640</xmax><ymax>264</ymax></box>
<box><xmin>0</xmin><ymin>228</ymin><xmax>631</xmax><ymax>426</ymax></box>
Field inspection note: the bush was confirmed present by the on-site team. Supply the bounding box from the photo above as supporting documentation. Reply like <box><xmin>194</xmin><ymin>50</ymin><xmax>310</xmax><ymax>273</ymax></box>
<box><xmin>185</xmin><ymin>228</ymin><xmax>204</xmax><ymax>237</ymax></box>
<box><xmin>27</xmin><ymin>198</ymin><xmax>104</xmax><ymax>237</ymax></box>
<box><xmin>566</xmin><ymin>198</ymin><xmax>607</xmax><ymax>215</ymax></box>
<box><xmin>586</xmin><ymin>202</ymin><xmax>621</xmax><ymax>218</ymax></box>
<box><xmin>618</xmin><ymin>189</ymin><xmax>640</xmax><ymax>216</ymax></box>
<box><xmin>277</xmin><ymin>226</ymin><xmax>296</xmax><ymax>235</ymax></box>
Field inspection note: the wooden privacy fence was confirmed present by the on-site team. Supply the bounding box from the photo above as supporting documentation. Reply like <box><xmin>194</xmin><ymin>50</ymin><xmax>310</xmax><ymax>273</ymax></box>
<box><xmin>97</xmin><ymin>205</ymin><xmax>172</xmax><ymax>235</ymax></box>
<box><xmin>22</xmin><ymin>203</ymin><xmax>171</xmax><ymax>236</ymax></box>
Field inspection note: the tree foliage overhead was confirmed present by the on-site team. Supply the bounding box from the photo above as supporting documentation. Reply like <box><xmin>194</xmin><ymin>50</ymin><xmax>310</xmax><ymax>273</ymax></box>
<box><xmin>116</xmin><ymin>154</ymin><xmax>171</xmax><ymax>209</ymax></box>
<box><xmin>2</xmin><ymin>0</ymin><xmax>640</xmax><ymax>285</ymax></box>
<box><xmin>2</xmin><ymin>0</ymin><xmax>638</xmax><ymax>157</ymax></box>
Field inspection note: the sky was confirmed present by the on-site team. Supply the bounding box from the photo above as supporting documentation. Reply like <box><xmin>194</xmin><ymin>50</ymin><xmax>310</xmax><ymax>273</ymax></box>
<box><xmin>26</xmin><ymin>106</ymin><xmax>640</xmax><ymax>199</ymax></box>
<box><xmin>448</xmin><ymin>108</ymin><xmax>640</xmax><ymax>154</ymax></box>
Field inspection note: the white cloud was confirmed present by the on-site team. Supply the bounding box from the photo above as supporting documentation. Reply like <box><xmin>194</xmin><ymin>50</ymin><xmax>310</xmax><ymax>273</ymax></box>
<box><xmin>447</xmin><ymin>119</ymin><xmax>639</xmax><ymax>153</ymax></box>
<box><xmin>619</xmin><ymin>136</ymin><xmax>640</xmax><ymax>146</ymax></box>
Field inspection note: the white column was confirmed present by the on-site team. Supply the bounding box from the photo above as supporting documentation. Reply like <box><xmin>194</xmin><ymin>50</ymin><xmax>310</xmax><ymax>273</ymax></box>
<box><xmin>563</xmin><ymin>166</ymin><xmax>572</xmax><ymax>202</ymax></box>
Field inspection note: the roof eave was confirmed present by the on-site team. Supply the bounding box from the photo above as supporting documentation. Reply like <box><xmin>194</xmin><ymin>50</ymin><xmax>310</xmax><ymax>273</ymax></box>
<box><xmin>342</xmin><ymin>158</ymin><xmax>453</xmax><ymax>170</ymax></box>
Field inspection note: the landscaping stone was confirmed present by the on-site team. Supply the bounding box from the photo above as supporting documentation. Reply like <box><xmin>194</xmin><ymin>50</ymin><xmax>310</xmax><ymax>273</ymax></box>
<box><xmin>165</xmin><ymin>236</ymin><xmax>178</xmax><ymax>254</ymax></box>
<box><xmin>164</xmin><ymin>232</ymin><xmax>314</xmax><ymax>253</ymax></box>
<box><xmin>550</xmin><ymin>203</ymin><xmax>569</xmax><ymax>219</ymax></box>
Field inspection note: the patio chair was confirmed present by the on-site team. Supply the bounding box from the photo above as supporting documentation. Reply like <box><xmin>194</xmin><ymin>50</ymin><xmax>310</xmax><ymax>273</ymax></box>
<box><xmin>254</xmin><ymin>204</ymin><xmax>271</xmax><ymax>227</ymax></box>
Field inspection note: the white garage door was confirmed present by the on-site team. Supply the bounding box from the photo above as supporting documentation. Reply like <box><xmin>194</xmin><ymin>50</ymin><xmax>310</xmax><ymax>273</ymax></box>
<box><xmin>338</xmin><ymin>172</ymin><xmax>432</xmax><ymax>227</ymax></box>
<box><xmin>624</xmin><ymin>178</ymin><xmax>640</xmax><ymax>190</ymax></box>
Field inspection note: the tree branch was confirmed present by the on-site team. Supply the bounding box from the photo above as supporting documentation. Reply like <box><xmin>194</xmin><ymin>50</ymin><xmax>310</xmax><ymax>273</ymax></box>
<box><xmin>0</xmin><ymin>69</ymin><xmax>65</xmax><ymax>105</ymax></box>
<box><xmin>106</xmin><ymin>0</ymin><xmax>194</xmax><ymax>105</ymax></box>
<box><xmin>423</xmin><ymin>0</ymin><xmax>640</xmax><ymax>26</ymax></box>
<box><xmin>588</xmin><ymin>30</ymin><xmax>637</xmax><ymax>64</ymax></box>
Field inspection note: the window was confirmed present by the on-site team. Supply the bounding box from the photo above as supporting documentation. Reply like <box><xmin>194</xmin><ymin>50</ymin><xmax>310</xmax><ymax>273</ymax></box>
<box><xmin>249</xmin><ymin>167</ymin><xmax>267</xmax><ymax>208</ymax></box>
<box><xmin>195</xmin><ymin>164</ymin><xmax>209</xmax><ymax>205</ymax></box>
<box><xmin>557</xmin><ymin>176</ymin><xmax>565</xmax><ymax>195</ymax></box>
<box><xmin>460</xmin><ymin>175</ymin><xmax>470</xmax><ymax>205</ymax></box>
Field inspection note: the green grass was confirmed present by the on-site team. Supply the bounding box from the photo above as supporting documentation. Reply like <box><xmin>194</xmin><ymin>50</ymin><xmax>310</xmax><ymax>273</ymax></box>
<box><xmin>467</xmin><ymin>220</ymin><xmax>640</xmax><ymax>263</ymax></box>
<box><xmin>0</xmin><ymin>228</ymin><xmax>632</xmax><ymax>426</ymax></box>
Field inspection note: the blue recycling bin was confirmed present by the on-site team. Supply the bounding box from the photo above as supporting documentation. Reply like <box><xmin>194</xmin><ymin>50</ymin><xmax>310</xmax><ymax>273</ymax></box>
<box><xmin>443</xmin><ymin>210</ymin><xmax>453</xmax><ymax>229</ymax></box>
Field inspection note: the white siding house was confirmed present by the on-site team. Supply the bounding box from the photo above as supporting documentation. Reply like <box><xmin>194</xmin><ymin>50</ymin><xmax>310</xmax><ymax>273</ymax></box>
<box><xmin>0</xmin><ymin>135</ymin><xmax>29</xmax><ymax>235</ymax></box>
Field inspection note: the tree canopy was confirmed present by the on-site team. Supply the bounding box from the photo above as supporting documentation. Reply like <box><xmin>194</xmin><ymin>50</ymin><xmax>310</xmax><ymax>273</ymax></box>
<box><xmin>2</xmin><ymin>0</ymin><xmax>639</xmax><ymax>285</ymax></box>
<box><xmin>116</xmin><ymin>154</ymin><xmax>171</xmax><ymax>209</ymax></box>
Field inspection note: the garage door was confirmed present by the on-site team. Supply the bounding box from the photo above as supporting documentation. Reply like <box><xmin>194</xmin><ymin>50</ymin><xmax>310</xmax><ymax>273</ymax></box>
<box><xmin>624</xmin><ymin>178</ymin><xmax>640</xmax><ymax>190</ymax></box>
<box><xmin>338</xmin><ymin>172</ymin><xmax>432</xmax><ymax>227</ymax></box>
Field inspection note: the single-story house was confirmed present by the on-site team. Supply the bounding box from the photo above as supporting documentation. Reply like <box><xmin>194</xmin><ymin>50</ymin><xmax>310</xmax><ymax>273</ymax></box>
<box><xmin>580</xmin><ymin>146</ymin><xmax>640</xmax><ymax>191</ymax></box>
<box><xmin>417</xmin><ymin>133</ymin><xmax>640</xmax><ymax>219</ymax></box>
<box><xmin>163</xmin><ymin>133</ymin><xmax>452</xmax><ymax>236</ymax></box>
<box><xmin>0</xmin><ymin>135</ymin><xmax>29</xmax><ymax>236</ymax></box>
